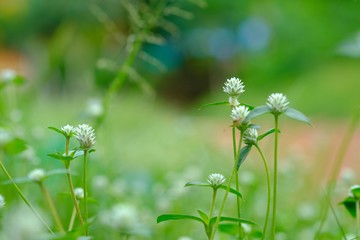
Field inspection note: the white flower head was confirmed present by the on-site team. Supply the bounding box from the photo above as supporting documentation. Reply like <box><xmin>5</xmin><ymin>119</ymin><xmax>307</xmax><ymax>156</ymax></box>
<box><xmin>231</xmin><ymin>105</ymin><xmax>250</xmax><ymax>125</ymax></box>
<box><xmin>75</xmin><ymin>124</ymin><xmax>96</xmax><ymax>149</ymax></box>
<box><xmin>267</xmin><ymin>93</ymin><xmax>289</xmax><ymax>114</ymax></box>
<box><xmin>207</xmin><ymin>173</ymin><xmax>226</xmax><ymax>188</ymax></box>
<box><xmin>228</xmin><ymin>96</ymin><xmax>240</xmax><ymax>107</ymax></box>
<box><xmin>243</xmin><ymin>128</ymin><xmax>258</xmax><ymax>145</ymax></box>
<box><xmin>28</xmin><ymin>168</ymin><xmax>46</xmax><ymax>182</ymax></box>
<box><xmin>61</xmin><ymin>124</ymin><xmax>75</xmax><ymax>138</ymax></box>
<box><xmin>223</xmin><ymin>77</ymin><xmax>245</xmax><ymax>97</ymax></box>
<box><xmin>74</xmin><ymin>187</ymin><xmax>85</xmax><ymax>200</ymax></box>
<box><xmin>0</xmin><ymin>194</ymin><xmax>5</xmax><ymax>208</ymax></box>
<box><xmin>349</xmin><ymin>185</ymin><xmax>360</xmax><ymax>199</ymax></box>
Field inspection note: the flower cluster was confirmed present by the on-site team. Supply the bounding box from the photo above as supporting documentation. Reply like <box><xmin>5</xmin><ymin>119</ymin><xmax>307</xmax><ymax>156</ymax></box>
<box><xmin>223</xmin><ymin>77</ymin><xmax>245</xmax><ymax>107</ymax></box>
<box><xmin>61</xmin><ymin>124</ymin><xmax>76</xmax><ymax>138</ymax></box>
<box><xmin>207</xmin><ymin>173</ymin><xmax>226</xmax><ymax>188</ymax></box>
<box><xmin>231</xmin><ymin>105</ymin><xmax>250</xmax><ymax>126</ymax></box>
<box><xmin>243</xmin><ymin>128</ymin><xmax>258</xmax><ymax>145</ymax></box>
<box><xmin>28</xmin><ymin>168</ymin><xmax>46</xmax><ymax>182</ymax></box>
<box><xmin>75</xmin><ymin>124</ymin><xmax>96</xmax><ymax>149</ymax></box>
<box><xmin>267</xmin><ymin>93</ymin><xmax>289</xmax><ymax>114</ymax></box>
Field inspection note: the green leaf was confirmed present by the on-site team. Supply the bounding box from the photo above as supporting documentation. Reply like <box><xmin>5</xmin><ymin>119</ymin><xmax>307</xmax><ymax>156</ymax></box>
<box><xmin>284</xmin><ymin>107</ymin><xmax>312</xmax><ymax>125</ymax></box>
<box><xmin>185</xmin><ymin>181</ymin><xmax>211</xmax><ymax>187</ymax></box>
<box><xmin>237</xmin><ymin>145</ymin><xmax>252</xmax><ymax>170</ymax></box>
<box><xmin>48</xmin><ymin>152</ymin><xmax>74</xmax><ymax>162</ymax></box>
<box><xmin>240</xmin><ymin>103</ymin><xmax>254</xmax><ymax>110</ymax></box>
<box><xmin>3</xmin><ymin>138</ymin><xmax>27</xmax><ymax>155</ymax></box>
<box><xmin>197</xmin><ymin>210</ymin><xmax>209</xmax><ymax>224</ymax></box>
<box><xmin>258</xmin><ymin>128</ymin><xmax>280</xmax><ymax>141</ymax></box>
<box><xmin>340</xmin><ymin>197</ymin><xmax>357</xmax><ymax>218</ymax></box>
<box><xmin>218</xmin><ymin>223</ymin><xmax>238</xmax><ymax>235</ymax></box>
<box><xmin>48</xmin><ymin>126</ymin><xmax>65</xmax><ymax>135</ymax></box>
<box><xmin>245</xmin><ymin>105</ymin><xmax>271</xmax><ymax>122</ymax></box>
<box><xmin>157</xmin><ymin>214</ymin><xmax>204</xmax><ymax>224</ymax></box>
<box><xmin>218</xmin><ymin>185</ymin><xmax>242</xmax><ymax>198</ymax></box>
<box><xmin>209</xmin><ymin>216</ymin><xmax>257</xmax><ymax>227</ymax></box>
<box><xmin>199</xmin><ymin>101</ymin><xmax>228</xmax><ymax>110</ymax></box>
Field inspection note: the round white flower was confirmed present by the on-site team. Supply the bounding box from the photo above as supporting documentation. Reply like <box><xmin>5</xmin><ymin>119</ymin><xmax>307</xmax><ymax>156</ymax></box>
<box><xmin>223</xmin><ymin>77</ymin><xmax>245</xmax><ymax>97</ymax></box>
<box><xmin>0</xmin><ymin>194</ymin><xmax>5</xmax><ymax>208</ymax></box>
<box><xmin>61</xmin><ymin>124</ymin><xmax>75</xmax><ymax>137</ymax></box>
<box><xmin>266</xmin><ymin>93</ymin><xmax>289</xmax><ymax>114</ymax></box>
<box><xmin>28</xmin><ymin>168</ymin><xmax>46</xmax><ymax>182</ymax></box>
<box><xmin>231</xmin><ymin>105</ymin><xmax>250</xmax><ymax>125</ymax></box>
<box><xmin>75</xmin><ymin>124</ymin><xmax>96</xmax><ymax>149</ymax></box>
<box><xmin>74</xmin><ymin>188</ymin><xmax>84</xmax><ymax>200</ymax></box>
<box><xmin>243</xmin><ymin>128</ymin><xmax>258</xmax><ymax>145</ymax></box>
<box><xmin>207</xmin><ymin>173</ymin><xmax>226</xmax><ymax>188</ymax></box>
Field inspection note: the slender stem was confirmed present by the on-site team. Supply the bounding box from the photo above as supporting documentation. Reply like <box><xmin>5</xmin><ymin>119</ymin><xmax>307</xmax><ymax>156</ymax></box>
<box><xmin>270</xmin><ymin>115</ymin><xmax>279</xmax><ymax>239</ymax></box>
<box><xmin>232</xmin><ymin>127</ymin><xmax>242</xmax><ymax>239</ymax></box>
<box><xmin>357</xmin><ymin>200</ymin><xmax>360</xmax><ymax>239</ymax></box>
<box><xmin>68</xmin><ymin>205</ymin><xmax>77</xmax><ymax>231</ymax></box>
<box><xmin>39</xmin><ymin>182</ymin><xmax>65</xmax><ymax>233</ymax></box>
<box><xmin>209</xmin><ymin>189</ymin><xmax>217</xmax><ymax>219</ymax></box>
<box><xmin>255</xmin><ymin>145</ymin><xmax>271</xmax><ymax>240</ymax></box>
<box><xmin>210</xmin><ymin>165</ymin><xmax>237</xmax><ymax>240</ymax></box>
<box><xmin>83</xmin><ymin>150</ymin><xmax>89</xmax><ymax>236</ymax></box>
<box><xmin>65</xmin><ymin>166</ymin><xmax>84</xmax><ymax>227</ymax></box>
<box><xmin>0</xmin><ymin>158</ymin><xmax>53</xmax><ymax>234</ymax></box>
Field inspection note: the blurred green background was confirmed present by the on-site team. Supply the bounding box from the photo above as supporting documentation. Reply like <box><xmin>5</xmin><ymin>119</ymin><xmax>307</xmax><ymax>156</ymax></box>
<box><xmin>1</xmin><ymin>0</ymin><xmax>360</xmax><ymax>239</ymax></box>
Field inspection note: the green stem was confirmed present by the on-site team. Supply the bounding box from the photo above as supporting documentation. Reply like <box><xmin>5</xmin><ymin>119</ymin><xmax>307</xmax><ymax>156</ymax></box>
<box><xmin>270</xmin><ymin>115</ymin><xmax>279</xmax><ymax>239</ymax></box>
<box><xmin>209</xmin><ymin>189</ymin><xmax>217</xmax><ymax>219</ymax></box>
<box><xmin>232</xmin><ymin>128</ymin><xmax>242</xmax><ymax>239</ymax></box>
<box><xmin>65</xmin><ymin>166</ymin><xmax>84</xmax><ymax>227</ymax></box>
<box><xmin>357</xmin><ymin>200</ymin><xmax>360</xmax><ymax>239</ymax></box>
<box><xmin>68</xmin><ymin>205</ymin><xmax>77</xmax><ymax>231</ymax></box>
<box><xmin>255</xmin><ymin>145</ymin><xmax>271</xmax><ymax>240</ymax></box>
<box><xmin>0</xmin><ymin>157</ymin><xmax>53</xmax><ymax>234</ymax></box>
<box><xmin>39</xmin><ymin>182</ymin><xmax>65</xmax><ymax>233</ymax></box>
<box><xmin>209</xmin><ymin>165</ymin><xmax>237</xmax><ymax>240</ymax></box>
<box><xmin>83</xmin><ymin>150</ymin><xmax>89</xmax><ymax>236</ymax></box>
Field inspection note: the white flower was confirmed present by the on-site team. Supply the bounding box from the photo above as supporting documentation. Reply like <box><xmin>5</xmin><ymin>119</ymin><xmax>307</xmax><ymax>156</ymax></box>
<box><xmin>0</xmin><ymin>194</ymin><xmax>5</xmax><ymax>208</ymax></box>
<box><xmin>267</xmin><ymin>93</ymin><xmax>289</xmax><ymax>114</ymax></box>
<box><xmin>61</xmin><ymin>124</ymin><xmax>75</xmax><ymax>137</ymax></box>
<box><xmin>0</xmin><ymin>69</ymin><xmax>16</xmax><ymax>82</ymax></box>
<box><xmin>207</xmin><ymin>173</ymin><xmax>226</xmax><ymax>188</ymax></box>
<box><xmin>28</xmin><ymin>168</ymin><xmax>46</xmax><ymax>182</ymax></box>
<box><xmin>223</xmin><ymin>77</ymin><xmax>245</xmax><ymax>97</ymax></box>
<box><xmin>243</xmin><ymin>128</ymin><xmax>258</xmax><ymax>145</ymax></box>
<box><xmin>99</xmin><ymin>204</ymin><xmax>138</xmax><ymax>231</ymax></box>
<box><xmin>231</xmin><ymin>105</ymin><xmax>250</xmax><ymax>124</ymax></box>
<box><xmin>74</xmin><ymin>188</ymin><xmax>84</xmax><ymax>200</ymax></box>
<box><xmin>75</xmin><ymin>124</ymin><xmax>96</xmax><ymax>149</ymax></box>
<box><xmin>87</xmin><ymin>98</ymin><xmax>103</xmax><ymax>117</ymax></box>
<box><xmin>349</xmin><ymin>185</ymin><xmax>360</xmax><ymax>199</ymax></box>
<box><xmin>228</xmin><ymin>96</ymin><xmax>240</xmax><ymax>107</ymax></box>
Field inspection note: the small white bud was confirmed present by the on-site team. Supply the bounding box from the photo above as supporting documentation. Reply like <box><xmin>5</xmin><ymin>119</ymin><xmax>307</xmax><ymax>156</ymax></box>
<box><xmin>75</xmin><ymin>124</ymin><xmax>96</xmax><ymax>149</ymax></box>
<box><xmin>28</xmin><ymin>168</ymin><xmax>46</xmax><ymax>182</ymax></box>
<box><xmin>74</xmin><ymin>188</ymin><xmax>85</xmax><ymax>200</ymax></box>
<box><xmin>231</xmin><ymin>105</ymin><xmax>250</xmax><ymax>125</ymax></box>
<box><xmin>61</xmin><ymin>124</ymin><xmax>75</xmax><ymax>138</ymax></box>
<box><xmin>207</xmin><ymin>173</ymin><xmax>226</xmax><ymax>188</ymax></box>
<box><xmin>223</xmin><ymin>77</ymin><xmax>245</xmax><ymax>97</ymax></box>
<box><xmin>267</xmin><ymin>93</ymin><xmax>289</xmax><ymax>114</ymax></box>
<box><xmin>243</xmin><ymin>128</ymin><xmax>258</xmax><ymax>145</ymax></box>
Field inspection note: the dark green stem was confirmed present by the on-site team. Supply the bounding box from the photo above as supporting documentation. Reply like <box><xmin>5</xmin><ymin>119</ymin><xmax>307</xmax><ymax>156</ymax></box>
<box><xmin>83</xmin><ymin>150</ymin><xmax>89</xmax><ymax>235</ymax></box>
<box><xmin>232</xmin><ymin>127</ymin><xmax>242</xmax><ymax>239</ymax></box>
<box><xmin>270</xmin><ymin>115</ymin><xmax>279</xmax><ymax>239</ymax></box>
<box><xmin>255</xmin><ymin>144</ymin><xmax>271</xmax><ymax>240</ymax></box>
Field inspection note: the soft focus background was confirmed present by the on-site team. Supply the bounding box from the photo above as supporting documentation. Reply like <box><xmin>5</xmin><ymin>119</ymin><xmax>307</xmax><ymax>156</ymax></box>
<box><xmin>0</xmin><ymin>0</ymin><xmax>360</xmax><ymax>239</ymax></box>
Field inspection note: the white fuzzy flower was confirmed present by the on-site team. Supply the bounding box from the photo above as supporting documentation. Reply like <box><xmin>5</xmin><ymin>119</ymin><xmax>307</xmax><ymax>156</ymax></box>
<box><xmin>267</xmin><ymin>93</ymin><xmax>289</xmax><ymax>114</ymax></box>
<box><xmin>87</xmin><ymin>98</ymin><xmax>103</xmax><ymax>117</ymax></box>
<box><xmin>75</xmin><ymin>124</ymin><xmax>96</xmax><ymax>149</ymax></box>
<box><xmin>61</xmin><ymin>124</ymin><xmax>75</xmax><ymax>138</ymax></box>
<box><xmin>74</xmin><ymin>188</ymin><xmax>84</xmax><ymax>199</ymax></box>
<box><xmin>28</xmin><ymin>168</ymin><xmax>46</xmax><ymax>182</ymax></box>
<box><xmin>228</xmin><ymin>96</ymin><xmax>240</xmax><ymax>107</ymax></box>
<box><xmin>231</xmin><ymin>105</ymin><xmax>250</xmax><ymax>125</ymax></box>
<box><xmin>207</xmin><ymin>173</ymin><xmax>226</xmax><ymax>188</ymax></box>
<box><xmin>0</xmin><ymin>194</ymin><xmax>5</xmax><ymax>208</ymax></box>
<box><xmin>223</xmin><ymin>77</ymin><xmax>245</xmax><ymax>97</ymax></box>
<box><xmin>243</xmin><ymin>128</ymin><xmax>258</xmax><ymax>145</ymax></box>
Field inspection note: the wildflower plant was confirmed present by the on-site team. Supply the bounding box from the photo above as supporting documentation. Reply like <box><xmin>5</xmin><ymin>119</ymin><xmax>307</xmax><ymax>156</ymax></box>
<box><xmin>341</xmin><ymin>185</ymin><xmax>360</xmax><ymax>238</ymax></box>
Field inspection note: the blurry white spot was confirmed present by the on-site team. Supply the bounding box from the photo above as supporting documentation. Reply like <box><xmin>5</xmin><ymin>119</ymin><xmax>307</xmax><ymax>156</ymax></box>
<box><xmin>337</xmin><ymin>31</ymin><xmax>360</xmax><ymax>58</ymax></box>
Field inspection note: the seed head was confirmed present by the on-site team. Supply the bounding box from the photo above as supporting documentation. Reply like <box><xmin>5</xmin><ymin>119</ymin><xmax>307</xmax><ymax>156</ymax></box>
<box><xmin>61</xmin><ymin>124</ymin><xmax>75</xmax><ymax>138</ymax></box>
<box><xmin>223</xmin><ymin>77</ymin><xmax>245</xmax><ymax>97</ymax></box>
<box><xmin>74</xmin><ymin>187</ymin><xmax>85</xmax><ymax>200</ymax></box>
<box><xmin>243</xmin><ymin>128</ymin><xmax>258</xmax><ymax>145</ymax></box>
<box><xmin>75</xmin><ymin>124</ymin><xmax>96</xmax><ymax>149</ymax></box>
<box><xmin>28</xmin><ymin>168</ymin><xmax>46</xmax><ymax>182</ymax></box>
<box><xmin>0</xmin><ymin>194</ymin><xmax>5</xmax><ymax>208</ymax></box>
<box><xmin>207</xmin><ymin>173</ymin><xmax>226</xmax><ymax>188</ymax></box>
<box><xmin>231</xmin><ymin>105</ymin><xmax>250</xmax><ymax>125</ymax></box>
<box><xmin>266</xmin><ymin>93</ymin><xmax>289</xmax><ymax>114</ymax></box>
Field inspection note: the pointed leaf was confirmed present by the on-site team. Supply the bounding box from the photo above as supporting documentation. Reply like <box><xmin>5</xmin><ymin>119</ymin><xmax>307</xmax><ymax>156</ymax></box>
<box><xmin>218</xmin><ymin>185</ymin><xmax>242</xmax><ymax>198</ymax></box>
<box><xmin>157</xmin><ymin>214</ymin><xmax>204</xmax><ymax>224</ymax></box>
<box><xmin>3</xmin><ymin>138</ymin><xmax>27</xmax><ymax>154</ymax></box>
<box><xmin>48</xmin><ymin>126</ymin><xmax>65</xmax><ymax>135</ymax></box>
<box><xmin>48</xmin><ymin>153</ymin><xmax>74</xmax><ymax>162</ymax></box>
<box><xmin>199</xmin><ymin>101</ymin><xmax>228</xmax><ymax>110</ymax></box>
<box><xmin>237</xmin><ymin>145</ymin><xmax>252</xmax><ymax>170</ymax></box>
<box><xmin>197</xmin><ymin>210</ymin><xmax>209</xmax><ymax>224</ymax></box>
<box><xmin>218</xmin><ymin>223</ymin><xmax>238</xmax><ymax>235</ymax></box>
<box><xmin>284</xmin><ymin>107</ymin><xmax>312</xmax><ymax>125</ymax></box>
<box><xmin>210</xmin><ymin>216</ymin><xmax>257</xmax><ymax>227</ymax></box>
<box><xmin>258</xmin><ymin>128</ymin><xmax>280</xmax><ymax>141</ymax></box>
<box><xmin>245</xmin><ymin>105</ymin><xmax>271</xmax><ymax>122</ymax></box>
<box><xmin>185</xmin><ymin>181</ymin><xmax>211</xmax><ymax>187</ymax></box>
<box><xmin>340</xmin><ymin>197</ymin><xmax>357</xmax><ymax>218</ymax></box>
